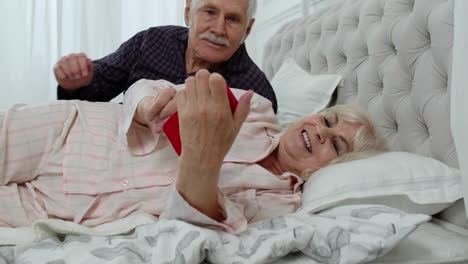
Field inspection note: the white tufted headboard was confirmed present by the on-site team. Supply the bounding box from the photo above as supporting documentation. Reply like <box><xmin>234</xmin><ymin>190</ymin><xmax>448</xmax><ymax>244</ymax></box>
<box><xmin>263</xmin><ymin>0</ymin><xmax>457</xmax><ymax>168</ymax></box>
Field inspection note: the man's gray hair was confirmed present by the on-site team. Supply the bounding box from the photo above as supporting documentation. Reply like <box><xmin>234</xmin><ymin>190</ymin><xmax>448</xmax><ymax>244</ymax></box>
<box><xmin>190</xmin><ymin>0</ymin><xmax>257</xmax><ymax>21</ymax></box>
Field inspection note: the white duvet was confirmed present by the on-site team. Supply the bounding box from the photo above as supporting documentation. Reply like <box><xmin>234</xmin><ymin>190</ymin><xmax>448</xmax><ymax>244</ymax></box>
<box><xmin>0</xmin><ymin>205</ymin><xmax>429</xmax><ymax>264</ymax></box>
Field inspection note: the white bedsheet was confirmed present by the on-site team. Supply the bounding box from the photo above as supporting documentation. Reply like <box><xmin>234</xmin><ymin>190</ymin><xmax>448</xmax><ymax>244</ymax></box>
<box><xmin>0</xmin><ymin>205</ymin><xmax>429</xmax><ymax>264</ymax></box>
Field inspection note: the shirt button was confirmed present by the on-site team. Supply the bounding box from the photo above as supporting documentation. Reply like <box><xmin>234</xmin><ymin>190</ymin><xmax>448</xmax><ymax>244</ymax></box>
<box><xmin>120</xmin><ymin>179</ymin><xmax>129</xmax><ymax>187</ymax></box>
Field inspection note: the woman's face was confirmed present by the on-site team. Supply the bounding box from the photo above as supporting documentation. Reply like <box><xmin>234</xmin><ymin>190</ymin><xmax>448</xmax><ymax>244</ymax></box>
<box><xmin>277</xmin><ymin>112</ymin><xmax>361</xmax><ymax>175</ymax></box>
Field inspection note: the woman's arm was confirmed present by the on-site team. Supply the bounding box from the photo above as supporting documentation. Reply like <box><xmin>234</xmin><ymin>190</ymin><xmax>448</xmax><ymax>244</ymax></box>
<box><xmin>134</xmin><ymin>87</ymin><xmax>177</xmax><ymax>129</ymax></box>
<box><xmin>119</xmin><ymin>79</ymin><xmax>178</xmax><ymax>155</ymax></box>
<box><xmin>175</xmin><ymin>70</ymin><xmax>253</xmax><ymax>221</ymax></box>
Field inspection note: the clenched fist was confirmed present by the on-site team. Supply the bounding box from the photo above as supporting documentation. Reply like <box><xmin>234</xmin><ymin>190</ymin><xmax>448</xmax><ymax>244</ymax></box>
<box><xmin>54</xmin><ymin>53</ymin><xmax>94</xmax><ymax>90</ymax></box>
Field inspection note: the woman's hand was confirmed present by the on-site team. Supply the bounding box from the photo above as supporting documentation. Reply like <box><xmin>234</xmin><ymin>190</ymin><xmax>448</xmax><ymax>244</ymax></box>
<box><xmin>177</xmin><ymin>70</ymin><xmax>253</xmax><ymax>168</ymax></box>
<box><xmin>175</xmin><ymin>70</ymin><xmax>253</xmax><ymax>220</ymax></box>
<box><xmin>135</xmin><ymin>87</ymin><xmax>177</xmax><ymax>132</ymax></box>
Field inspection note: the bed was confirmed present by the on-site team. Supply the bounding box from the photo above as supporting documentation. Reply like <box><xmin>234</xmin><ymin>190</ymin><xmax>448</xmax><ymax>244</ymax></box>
<box><xmin>1</xmin><ymin>0</ymin><xmax>467</xmax><ymax>263</ymax></box>
<box><xmin>263</xmin><ymin>0</ymin><xmax>468</xmax><ymax>262</ymax></box>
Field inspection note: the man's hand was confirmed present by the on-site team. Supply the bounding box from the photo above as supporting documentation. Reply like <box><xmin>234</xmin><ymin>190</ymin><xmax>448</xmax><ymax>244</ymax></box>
<box><xmin>135</xmin><ymin>87</ymin><xmax>177</xmax><ymax>133</ymax></box>
<box><xmin>54</xmin><ymin>53</ymin><xmax>94</xmax><ymax>90</ymax></box>
<box><xmin>175</xmin><ymin>70</ymin><xmax>253</xmax><ymax>220</ymax></box>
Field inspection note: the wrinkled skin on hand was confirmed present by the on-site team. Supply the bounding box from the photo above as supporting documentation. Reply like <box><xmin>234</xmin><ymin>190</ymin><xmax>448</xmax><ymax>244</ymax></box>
<box><xmin>136</xmin><ymin>87</ymin><xmax>178</xmax><ymax>133</ymax></box>
<box><xmin>54</xmin><ymin>53</ymin><xmax>94</xmax><ymax>90</ymax></box>
<box><xmin>175</xmin><ymin>70</ymin><xmax>253</xmax><ymax>220</ymax></box>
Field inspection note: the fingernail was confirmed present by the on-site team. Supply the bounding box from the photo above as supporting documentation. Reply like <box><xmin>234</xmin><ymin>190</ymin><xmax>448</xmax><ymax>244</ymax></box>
<box><xmin>239</xmin><ymin>90</ymin><xmax>253</xmax><ymax>103</ymax></box>
<box><xmin>246</xmin><ymin>90</ymin><xmax>254</xmax><ymax>99</ymax></box>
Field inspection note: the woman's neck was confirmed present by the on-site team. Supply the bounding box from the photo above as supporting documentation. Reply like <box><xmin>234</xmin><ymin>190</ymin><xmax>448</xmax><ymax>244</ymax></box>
<box><xmin>257</xmin><ymin>148</ymin><xmax>285</xmax><ymax>175</ymax></box>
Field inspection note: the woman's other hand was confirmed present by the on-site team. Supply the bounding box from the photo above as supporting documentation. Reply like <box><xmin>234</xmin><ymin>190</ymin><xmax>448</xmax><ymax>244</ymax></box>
<box><xmin>135</xmin><ymin>87</ymin><xmax>177</xmax><ymax>132</ymax></box>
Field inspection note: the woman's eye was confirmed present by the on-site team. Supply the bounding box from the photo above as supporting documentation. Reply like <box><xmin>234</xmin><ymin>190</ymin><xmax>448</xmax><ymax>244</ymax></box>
<box><xmin>324</xmin><ymin>117</ymin><xmax>331</xmax><ymax>127</ymax></box>
<box><xmin>332</xmin><ymin>140</ymin><xmax>340</xmax><ymax>155</ymax></box>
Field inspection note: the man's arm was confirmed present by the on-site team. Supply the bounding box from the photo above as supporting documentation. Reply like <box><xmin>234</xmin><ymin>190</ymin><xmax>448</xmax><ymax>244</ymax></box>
<box><xmin>56</xmin><ymin>31</ymin><xmax>145</xmax><ymax>101</ymax></box>
<box><xmin>227</xmin><ymin>64</ymin><xmax>278</xmax><ymax>113</ymax></box>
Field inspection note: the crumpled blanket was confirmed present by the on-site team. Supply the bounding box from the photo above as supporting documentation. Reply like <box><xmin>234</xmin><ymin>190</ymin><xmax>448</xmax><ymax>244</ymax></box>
<box><xmin>0</xmin><ymin>204</ymin><xmax>430</xmax><ymax>264</ymax></box>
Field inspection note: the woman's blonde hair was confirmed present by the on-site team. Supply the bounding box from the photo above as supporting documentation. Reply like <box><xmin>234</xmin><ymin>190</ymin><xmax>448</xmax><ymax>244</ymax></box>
<box><xmin>300</xmin><ymin>104</ymin><xmax>389</xmax><ymax>181</ymax></box>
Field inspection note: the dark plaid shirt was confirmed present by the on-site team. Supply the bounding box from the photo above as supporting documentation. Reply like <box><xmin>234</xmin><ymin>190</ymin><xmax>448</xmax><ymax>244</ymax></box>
<box><xmin>57</xmin><ymin>25</ymin><xmax>277</xmax><ymax>112</ymax></box>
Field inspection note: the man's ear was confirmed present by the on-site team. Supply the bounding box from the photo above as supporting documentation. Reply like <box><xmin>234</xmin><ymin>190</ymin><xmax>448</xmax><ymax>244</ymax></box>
<box><xmin>184</xmin><ymin>0</ymin><xmax>191</xmax><ymax>26</ymax></box>
<box><xmin>244</xmin><ymin>18</ymin><xmax>255</xmax><ymax>38</ymax></box>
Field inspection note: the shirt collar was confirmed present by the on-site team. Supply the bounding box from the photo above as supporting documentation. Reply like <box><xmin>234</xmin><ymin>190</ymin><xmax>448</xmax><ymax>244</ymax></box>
<box><xmin>176</xmin><ymin>28</ymin><xmax>251</xmax><ymax>74</ymax></box>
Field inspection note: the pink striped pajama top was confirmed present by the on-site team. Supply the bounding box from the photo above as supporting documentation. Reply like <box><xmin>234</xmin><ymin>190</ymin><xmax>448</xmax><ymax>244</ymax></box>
<box><xmin>0</xmin><ymin>79</ymin><xmax>303</xmax><ymax>233</ymax></box>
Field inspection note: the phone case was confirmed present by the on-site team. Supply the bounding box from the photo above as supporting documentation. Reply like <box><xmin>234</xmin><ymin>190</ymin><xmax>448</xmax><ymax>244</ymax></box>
<box><xmin>162</xmin><ymin>84</ymin><xmax>239</xmax><ymax>155</ymax></box>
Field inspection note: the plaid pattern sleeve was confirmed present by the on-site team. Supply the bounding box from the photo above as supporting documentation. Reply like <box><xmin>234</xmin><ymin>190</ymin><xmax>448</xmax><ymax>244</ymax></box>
<box><xmin>225</xmin><ymin>64</ymin><xmax>277</xmax><ymax>113</ymax></box>
<box><xmin>57</xmin><ymin>31</ymin><xmax>145</xmax><ymax>101</ymax></box>
<box><xmin>57</xmin><ymin>26</ymin><xmax>277</xmax><ymax>113</ymax></box>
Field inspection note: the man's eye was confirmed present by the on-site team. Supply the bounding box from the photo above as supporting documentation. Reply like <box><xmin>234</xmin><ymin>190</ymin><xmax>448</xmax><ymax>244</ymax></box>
<box><xmin>205</xmin><ymin>9</ymin><xmax>215</xmax><ymax>15</ymax></box>
<box><xmin>227</xmin><ymin>17</ymin><xmax>238</xmax><ymax>22</ymax></box>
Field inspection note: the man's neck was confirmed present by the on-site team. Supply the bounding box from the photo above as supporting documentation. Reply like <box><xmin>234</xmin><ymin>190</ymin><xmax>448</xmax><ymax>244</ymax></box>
<box><xmin>185</xmin><ymin>47</ymin><xmax>214</xmax><ymax>74</ymax></box>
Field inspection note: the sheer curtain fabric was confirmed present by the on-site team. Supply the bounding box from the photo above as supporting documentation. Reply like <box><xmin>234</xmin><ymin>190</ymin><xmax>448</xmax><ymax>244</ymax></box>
<box><xmin>0</xmin><ymin>0</ymin><xmax>185</xmax><ymax>109</ymax></box>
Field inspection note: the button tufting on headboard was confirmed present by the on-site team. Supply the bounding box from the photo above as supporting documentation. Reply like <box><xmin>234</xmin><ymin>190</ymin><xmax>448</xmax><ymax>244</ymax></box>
<box><xmin>262</xmin><ymin>0</ymin><xmax>457</xmax><ymax>168</ymax></box>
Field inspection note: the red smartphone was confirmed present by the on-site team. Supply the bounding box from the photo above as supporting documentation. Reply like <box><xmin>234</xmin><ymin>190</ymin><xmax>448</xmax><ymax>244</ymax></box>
<box><xmin>162</xmin><ymin>84</ymin><xmax>238</xmax><ymax>155</ymax></box>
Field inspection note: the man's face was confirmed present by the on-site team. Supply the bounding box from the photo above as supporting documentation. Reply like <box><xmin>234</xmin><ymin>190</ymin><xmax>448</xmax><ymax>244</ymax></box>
<box><xmin>187</xmin><ymin>0</ymin><xmax>254</xmax><ymax>65</ymax></box>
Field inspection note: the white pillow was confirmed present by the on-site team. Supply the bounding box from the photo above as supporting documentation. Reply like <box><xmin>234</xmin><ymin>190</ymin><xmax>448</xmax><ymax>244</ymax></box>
<box><xmin>301</xmin><ymin>152</ymin><xmax>463</xmax><ymax>215</ymax></box>
<box><xmin>271</xmin><ymin>58</ymin><xmax>343</xmax><ymax>130</ymax></box>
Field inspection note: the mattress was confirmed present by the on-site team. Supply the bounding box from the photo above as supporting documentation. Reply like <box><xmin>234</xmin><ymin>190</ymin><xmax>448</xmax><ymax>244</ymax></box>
<box><xmin>374</xmin><ymin>219</ymin><xmax>468</xmax><ymax>264</ymax></box>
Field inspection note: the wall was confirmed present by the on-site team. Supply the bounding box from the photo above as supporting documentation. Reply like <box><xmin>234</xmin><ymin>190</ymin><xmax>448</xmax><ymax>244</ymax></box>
<box><xmin>246</xmin><ymin>0</ymin><xmax>336</xmax><ymax>71</ymax></box>
<box><xmin>245</xmin><ymin>0</ymin><xmax>303</xmax><ymax>70</ymax></box>
<box><xmin>451</xmin><ymin>0</ymin><xmax>468</xmax><ymax>217</ymax></box>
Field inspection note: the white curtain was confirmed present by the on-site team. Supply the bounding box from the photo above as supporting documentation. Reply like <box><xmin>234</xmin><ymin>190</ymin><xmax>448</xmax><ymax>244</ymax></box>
<box><xmin>0</xmin><ymin>0</ymin><xmax>185</xmax><ymax>110</ymax></box>
<box><xmin>452</xmin><ymin>0</ymin><xmax>468</xmax><ymax>217</ymax></box>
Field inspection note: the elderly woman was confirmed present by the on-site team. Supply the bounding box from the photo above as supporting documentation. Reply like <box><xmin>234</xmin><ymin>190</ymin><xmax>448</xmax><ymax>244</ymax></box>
<box><xmin>0</xmin><ymin>70</ymin><xmax>387</xmax><ymax>233</ymax></box>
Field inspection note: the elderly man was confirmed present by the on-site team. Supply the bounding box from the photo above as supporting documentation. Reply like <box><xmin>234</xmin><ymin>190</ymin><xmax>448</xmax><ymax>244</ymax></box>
<box><xmin>54</xmin><ymin>0</ymin><xmax>277</xmax><ymax>112</ymax></box>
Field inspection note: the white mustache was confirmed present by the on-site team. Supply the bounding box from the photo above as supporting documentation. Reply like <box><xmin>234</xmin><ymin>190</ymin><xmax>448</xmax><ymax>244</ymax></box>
<box><xmin>200</xmin><ymin>33</ymin><xmax>231</xmax><ymax>47</ymax></box>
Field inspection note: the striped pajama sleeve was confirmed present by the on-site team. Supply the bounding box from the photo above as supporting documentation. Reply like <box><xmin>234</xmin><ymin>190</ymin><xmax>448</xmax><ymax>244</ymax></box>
<box><xmin>0</xmin><ymin>102</ymin><xmax>77</xmax><ymax>227</ymax></box>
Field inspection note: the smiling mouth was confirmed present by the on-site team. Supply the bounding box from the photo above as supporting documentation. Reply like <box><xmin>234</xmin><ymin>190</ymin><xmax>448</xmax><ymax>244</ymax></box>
<box><xmin>302</xmin><ymin>130</ymin><xmax>312</xmax><ymax>153</ymax></box>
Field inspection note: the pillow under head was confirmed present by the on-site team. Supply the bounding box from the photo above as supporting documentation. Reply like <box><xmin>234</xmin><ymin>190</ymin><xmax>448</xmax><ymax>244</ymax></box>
<box><xmin>271</xmin><ymin>57</ymin><xmax>343</xmax><ymax>130</ymax></box>
<box><xmin>301</xmin><ymin>151</ymin><xmax>462</xmax><ymax>215</ymax></box>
